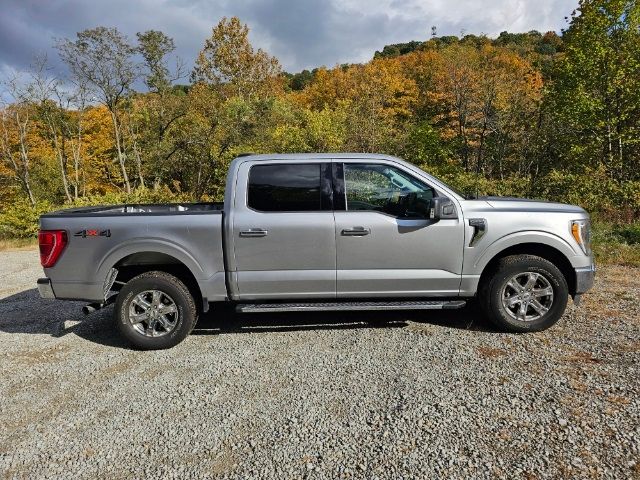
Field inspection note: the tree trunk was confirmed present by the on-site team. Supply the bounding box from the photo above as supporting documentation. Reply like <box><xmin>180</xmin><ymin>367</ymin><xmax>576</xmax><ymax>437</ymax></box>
<box><xmin>49</xmin><ymin>121</ymin><xmax>72</xmax><ymax>203</ymax></box>
<box><xmin>133</xmin><ymin>139</ymin><xmax>145</xmax><ymax>188</ymax></box>
<box><xmin>72</xmin><ymin>133</ymin><xmax>81</xmax><ymax>200</ymax></box>
<box><xmin>15</xmin><ymin>113</ymin><xmax>36</xmax><ymax>206</ymax></box>
<box><xmin>71</xmin><ymin>110</ymin><xmax>85</xmax><ymax>200</ymax></box>
<box><xmin>606</xmin><ymin>121</ymin><xmax>613</xmax><ymax>178</ymax></box>
<box><xmin>18</xmin><ymin>145</ymin><xmax>36</xmax><ymax>206</ymax></box>
<box><xmin>476</xmin><ymin>120</ymin><xmax>487</xmax><ymax>177</ymax></box>
<box><xmin>110</xmin><ymin>108</ymin><xmax>131</xmax><ymax>193</ymax></box>
<box><xmin>127</xmin><ymin>118</ymin><xmax>145</xmax><ymax>188</ymax></box>
<box><xmin>1</xmin><ymin>111</ymin><xmax>35</xmax><ymax>206</ymax></box>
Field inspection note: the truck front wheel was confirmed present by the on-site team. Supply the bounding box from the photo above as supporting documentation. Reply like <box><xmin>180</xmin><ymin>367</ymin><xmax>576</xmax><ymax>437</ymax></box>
<box><xmin>478</xmin><ymin>255</ymin><xmax>569</xmax><ymax>332</ymax></box>
<box><xmin>114</xmin><ymin>271</ymin><xmax>197</xmax><ymax>350</ymax></box>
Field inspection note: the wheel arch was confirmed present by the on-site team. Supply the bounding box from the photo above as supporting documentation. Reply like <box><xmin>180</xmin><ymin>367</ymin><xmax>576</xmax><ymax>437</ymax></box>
<box><xmin>102</xmin><ymin>246</ymin><xmax>206</xmax><ymax>312</ymax></box>
<box><xmin>478</xmin><ymin>242</ymin><xmax>576</xmax><ymax>295</ymax></box>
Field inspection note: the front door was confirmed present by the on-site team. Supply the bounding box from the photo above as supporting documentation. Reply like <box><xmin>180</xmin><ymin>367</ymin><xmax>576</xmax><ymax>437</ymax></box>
<box><xmin>334</xmin><ymin>161</ymin><xmax>464</xmax><ymax>298</ymax></box>
<box><xmin>231</xmin><ymin>161</ymin><xmax>336</xmax><ymax>300</ymax></box>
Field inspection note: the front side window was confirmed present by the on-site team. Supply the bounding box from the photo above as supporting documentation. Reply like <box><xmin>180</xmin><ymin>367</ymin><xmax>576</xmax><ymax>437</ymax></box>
<box><xmin>248</xmin><ymin>164</ymin><xmax>322</xmax><ymax>212</ymax></box>
<box><xmin>344</xmin><ymin>163</ymin><xmax>435</xmax><ymax>218</ymax></box>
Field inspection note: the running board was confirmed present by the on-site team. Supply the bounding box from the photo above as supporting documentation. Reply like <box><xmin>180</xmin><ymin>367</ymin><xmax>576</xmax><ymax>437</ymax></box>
<box><xmin>236</xmin><ymin>300</ymin><xmax>466</xmax><ymax>314</ymax></box>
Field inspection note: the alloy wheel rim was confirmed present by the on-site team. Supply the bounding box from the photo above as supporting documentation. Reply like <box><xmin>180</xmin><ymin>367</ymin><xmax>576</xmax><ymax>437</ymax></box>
<box><xmin>501</xmin><ymin>272</ymin><xmax>554</xmax><ymax>322</ymax></box>
<box><xmin>128</xmin><ymin>290</ymin><xmax>179</xmax><ymax>337</ymax></box>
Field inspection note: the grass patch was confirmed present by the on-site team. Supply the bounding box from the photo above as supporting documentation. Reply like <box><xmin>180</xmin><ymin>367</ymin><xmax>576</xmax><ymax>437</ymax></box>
<box><xmin>592</xmin><ymin>221</ymin><xmax>640</xmax><ymax>267</ymax></box>
<box><xmin>0</xmin><ymin>237</ymin><xmax>38</xmax><ymax>251</ymax></box>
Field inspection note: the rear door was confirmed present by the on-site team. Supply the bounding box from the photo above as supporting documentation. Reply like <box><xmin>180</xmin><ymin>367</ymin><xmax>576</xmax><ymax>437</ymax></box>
<box><xmin>230</xmin><ymin>161</ymin><xmax>336</xmax><ymax>300</ymax></box>
<box><xmin>333</xmin><ymin>161</ymin><xmax>464</xmax><ymax>297</ymax></box>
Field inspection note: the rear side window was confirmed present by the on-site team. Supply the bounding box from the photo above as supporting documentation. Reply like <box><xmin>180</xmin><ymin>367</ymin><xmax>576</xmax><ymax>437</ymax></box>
<box><xmin>248</xmin><ymin>164</ymin><xmax>322</xmax><ymax>212</ymax></box>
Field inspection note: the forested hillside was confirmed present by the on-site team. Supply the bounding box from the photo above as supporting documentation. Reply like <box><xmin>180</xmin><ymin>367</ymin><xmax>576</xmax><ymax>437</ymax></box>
<box><xmin>1</xmin><ymin>0</ymin><xmax>639</xmax><ymax>239</ymax></box>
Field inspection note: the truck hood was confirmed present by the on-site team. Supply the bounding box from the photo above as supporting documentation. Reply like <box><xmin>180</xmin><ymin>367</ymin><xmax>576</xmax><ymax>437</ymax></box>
<box><xmin>478</xmin><ymin>196</ymin><xmax>587</xmax><ymax>214</ymax></box>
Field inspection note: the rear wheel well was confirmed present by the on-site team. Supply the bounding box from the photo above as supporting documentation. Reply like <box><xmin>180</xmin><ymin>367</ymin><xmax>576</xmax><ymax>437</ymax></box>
<box><xmin>479</xmin><ymin>243</ymin><xmax>576</xmax><ymax>295</ymax></box>
<box><xmin>112</xmin><ymin>252</ymin><xmax>203</xmax><ymax>311</ymax></box>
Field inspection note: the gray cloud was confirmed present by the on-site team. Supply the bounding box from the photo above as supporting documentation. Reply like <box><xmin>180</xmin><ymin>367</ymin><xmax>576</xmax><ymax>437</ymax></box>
<box><xmin>0</xmin><ymin>0</ymin><xmax>577</xmax><ymax>83</ymax></box>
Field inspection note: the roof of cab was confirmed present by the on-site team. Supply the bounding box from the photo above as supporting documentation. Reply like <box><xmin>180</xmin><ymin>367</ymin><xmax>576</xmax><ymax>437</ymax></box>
<box><xmin>234</xmin><ymin>152</ymin><xmax>403</xmax><ymax>162</ymax></box>
<box><xmin>228</xmin><ymin>152</ymin><xmax>464</xmax><ymax>201</ymax></box>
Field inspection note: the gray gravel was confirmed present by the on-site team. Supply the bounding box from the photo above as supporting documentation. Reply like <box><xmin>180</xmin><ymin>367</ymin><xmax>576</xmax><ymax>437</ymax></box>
<box><xmin>1</xmin><ymin>249</ymin><xmax>639</xmax><ymax>479</ymax></box>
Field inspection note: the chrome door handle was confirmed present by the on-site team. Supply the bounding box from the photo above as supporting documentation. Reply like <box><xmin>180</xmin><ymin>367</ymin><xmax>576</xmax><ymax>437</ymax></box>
<box><xmin>341</xmin><ymin>227</ymin><xmax>370</xmax><ymax>236</ymax></box>
<box><xmin>240</xmin><ymin>229</ymin><xmax>268</xmax><ymax>238</ymax></box>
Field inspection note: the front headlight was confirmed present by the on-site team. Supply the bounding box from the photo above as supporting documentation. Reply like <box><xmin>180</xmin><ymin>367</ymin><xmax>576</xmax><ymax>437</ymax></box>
<box><xmin>571</xmin><ymin>219</ymin><xmax>591</xmax><ymax>255</ymax></box>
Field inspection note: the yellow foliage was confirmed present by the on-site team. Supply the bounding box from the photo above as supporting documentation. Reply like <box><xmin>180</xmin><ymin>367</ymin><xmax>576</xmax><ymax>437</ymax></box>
<box><xmin>81</xmin><ymin>105</ymin><xmax>121</xmax><ymax>194</ymax></box>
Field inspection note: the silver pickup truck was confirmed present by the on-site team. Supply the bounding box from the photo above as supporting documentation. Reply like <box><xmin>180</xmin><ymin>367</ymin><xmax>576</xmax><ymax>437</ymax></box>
<box><xmin>37</xmin><ymin>153</ymin><xmax>595</xmax><ymax>349</ymax></box>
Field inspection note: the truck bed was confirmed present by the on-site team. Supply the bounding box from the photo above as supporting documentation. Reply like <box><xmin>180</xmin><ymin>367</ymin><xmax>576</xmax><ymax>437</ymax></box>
<box><xmin>41</xmin><ymin>202</ymin><xmax>224</xmax><ymax>217</ymax></box>
<box><xmin>39</xmin><ymin>202</ymin><xmax>227</xmax><ymax>302</ymax></box>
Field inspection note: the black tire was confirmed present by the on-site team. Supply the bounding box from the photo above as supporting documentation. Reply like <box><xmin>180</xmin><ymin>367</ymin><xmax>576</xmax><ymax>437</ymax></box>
<box><xmin>478</xmin><ymin>255</ymin><xmax>569</xmax><ymax>332</ymax></box>
<box><xmin>114</xmin><ymin>271</ymin><xmax>197</xmax><ymax>350</ymax></box>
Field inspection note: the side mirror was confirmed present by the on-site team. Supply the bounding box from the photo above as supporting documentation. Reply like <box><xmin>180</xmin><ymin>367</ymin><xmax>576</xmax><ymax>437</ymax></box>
<box><xmin>429</xmin><ymin>197</ymin><xmax>457</xmax><ymax>220</ymax></box>
<box><xmin>397</xmin><ymin>192</ymin><xmax>430</xmax><ymax>219</ymax></box>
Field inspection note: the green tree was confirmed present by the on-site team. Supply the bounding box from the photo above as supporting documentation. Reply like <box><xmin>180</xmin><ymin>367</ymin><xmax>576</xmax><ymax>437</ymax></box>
<box><xmin>137</xmin><ymin>30</ymin><xmax>181</xmax><ymax>94</ymax></box>
<box><xmin>135</xmin><ymin>30</ymin><xmax>187</xmax><ymax>188</ymax></box>
<box><xmin>551</xmin><ymin>0</ymin><xmax>640</xmax><ymax>181</ymax></box>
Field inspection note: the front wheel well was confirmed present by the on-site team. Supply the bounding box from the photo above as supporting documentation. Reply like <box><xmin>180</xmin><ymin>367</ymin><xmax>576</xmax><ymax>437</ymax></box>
<box><xmin>479</xmin><ymin>243</ymin><xmax>576</xmax><ymax>295</ymax></box>
<box><xmin>111</xmin><ymin>252</ymin><xmax>203</xmax><ymax>311</ymax></box>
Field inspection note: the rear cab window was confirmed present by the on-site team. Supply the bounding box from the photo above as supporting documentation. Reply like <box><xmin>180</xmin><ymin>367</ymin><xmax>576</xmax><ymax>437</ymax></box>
<box><xmin>248</xmin><ymin>163</ymin><xmax>332</xmax><ymax>212</ymax></box>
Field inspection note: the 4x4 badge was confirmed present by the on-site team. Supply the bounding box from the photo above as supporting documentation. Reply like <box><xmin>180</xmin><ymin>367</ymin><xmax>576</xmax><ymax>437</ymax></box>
<box><xmin>74</xmin><ymin>229</ymin><xmax>111</xmax><ymax>238</ymax></box>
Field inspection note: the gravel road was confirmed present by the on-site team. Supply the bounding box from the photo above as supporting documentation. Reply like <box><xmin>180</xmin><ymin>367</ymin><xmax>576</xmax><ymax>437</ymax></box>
<box><xmin>1</xmin><ymin>249</ymin><xmax>638</xmax><ymax>479</ymax></box>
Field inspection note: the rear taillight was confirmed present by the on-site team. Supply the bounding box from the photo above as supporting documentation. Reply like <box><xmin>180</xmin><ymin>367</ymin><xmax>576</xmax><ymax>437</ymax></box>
<box><xmin>39</xmin><ymin>230</ymin><xmax>68</xmax><ymax>268</ymax></box>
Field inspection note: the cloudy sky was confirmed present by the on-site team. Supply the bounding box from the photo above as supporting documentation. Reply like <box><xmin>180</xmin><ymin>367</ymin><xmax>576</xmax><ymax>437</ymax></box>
<box><xmin>0</xmin><ymin>0</ymin><xmax>578</xmax><ymax>79</ymax></box>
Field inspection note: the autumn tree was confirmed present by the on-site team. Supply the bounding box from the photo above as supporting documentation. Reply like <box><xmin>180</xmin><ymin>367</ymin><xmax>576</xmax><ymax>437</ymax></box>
<box><xmin>0</xmin><ymin>106</ymin><xmax>36</xmax><ymax>206</ymax></box>
<box><xmin>57</xmin><ymin>27</ymin><xmax>138</xmax><ymax>193</ymax></box>
<box><xmin>296</xmin><ymin>60</ymin><xmax>417</xmax><ymax>152</ymax></box>
<box><xmin>191</xmin><ymin>17</ymin><xmax>282</xmax><ymax>100</ymax></box>
<box><xmin>433</xmin><ymin>44</ymin><xmax>480</xmax><ymax>172</ymax></box>
<box><xmin>23</xmin><ymin>55</ymin><xmax>78</xmax><ymax>201</ymax></box>
<box><xmin>342</xmin><ymin>60</ymin><xmax>417</xmax><ymax>152</ymax></box>
<box><xmin>1</xmin><ymin>74</ymin><xmax>39</xmax><ymax>205</ymax></box>
<box><xmin>175</xmin><ymin>17</ymin><xmax>284</xmax><ymax>197</ymax></box>
<box><xmin>63</xmin><ymin>79</ymin><xmax>90</xmax><ymax>200</ymax></box>
<box><xmin>80</xmin><ymin>105</ymin><xmax>119</xmax><ymax>194</ymax></box>
<box><xmin>473</xmin><ymin>47</ymin><xmax>543</xmax><ymax>178</ymax></box>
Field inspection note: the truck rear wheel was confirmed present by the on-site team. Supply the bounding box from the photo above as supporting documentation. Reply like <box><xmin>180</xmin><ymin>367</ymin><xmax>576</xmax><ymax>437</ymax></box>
<box><xmin>478</xmin><ymin>255</ymin><xmax>569</xmax><ymax>332</ymax></box>
<box><xmin>114</xmin><ymin>271</ymin><xmax>197</xmax><ymax>350</ymax></box>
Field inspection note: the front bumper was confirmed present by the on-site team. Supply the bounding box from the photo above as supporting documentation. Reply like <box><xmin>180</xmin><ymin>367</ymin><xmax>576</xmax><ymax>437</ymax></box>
<box><xmin>37</xmin><ymin>278</ymin><xmax>56</xmax><ymax>299</ymax></box>
<box><xmin>575</xmin><ymin>263</ymin><xmax>596</xmax><ymax>294</ymax></box>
